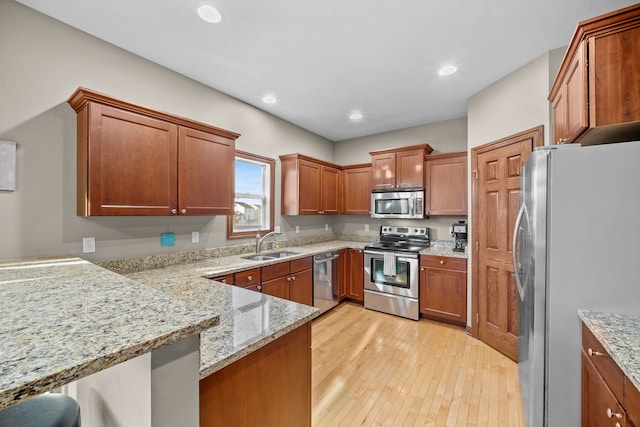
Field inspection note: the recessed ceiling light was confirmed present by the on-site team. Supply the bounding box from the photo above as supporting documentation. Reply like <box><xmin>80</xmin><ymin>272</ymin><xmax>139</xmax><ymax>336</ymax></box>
<box><xmin>349</xmin><ymin>112</ymin><xmax>363</xmax><ymax>120</ymax></box>
<box><xmin>438</xmin><ymin>65</ymin><xmax>458</xmax><ymax>76</ymax></box>
<box><xmin>262</xmin><ymin>95</ymin><xmax>277</xmax><ymax>104</ymax></box>
<box><xmin>197</xmin><ymin>5</ymin><xmax>222</xmax><ymax>23</ymax></box>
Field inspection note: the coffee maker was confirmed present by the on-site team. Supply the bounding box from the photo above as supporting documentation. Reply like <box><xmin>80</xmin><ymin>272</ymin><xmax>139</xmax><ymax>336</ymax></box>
<box><xmin>451</xmin><ymin>220</ymin><xmax>468</xmax><ymax>253</ymax></box>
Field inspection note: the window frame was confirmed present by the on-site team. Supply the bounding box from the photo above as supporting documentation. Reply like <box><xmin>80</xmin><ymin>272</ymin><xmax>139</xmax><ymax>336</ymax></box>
<box><xmin>227</xmin><ymin>150</ymin><xmax>275</xmax><ymax>240</ymax></box>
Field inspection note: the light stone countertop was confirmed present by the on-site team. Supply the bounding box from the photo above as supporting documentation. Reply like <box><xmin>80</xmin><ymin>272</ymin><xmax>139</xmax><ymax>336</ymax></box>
<box><xmin>0</xmin><ymin>256</ymin><xmax>219</xmax><ymax>410</ymax></box>
<box><xmin>122</xmin><ymin>239</ymin><xmax>467</xmax><ymax>379</ymax></box>
<box><xmin>579</xmin><ymin>310</ymin><xmax>640</xmax><ymax>391</ymax></box>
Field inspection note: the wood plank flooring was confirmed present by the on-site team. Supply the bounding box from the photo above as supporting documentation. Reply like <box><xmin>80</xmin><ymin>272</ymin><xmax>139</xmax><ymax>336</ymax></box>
<box><xmin>311</xmin><ymin>302</ymin><xmax>524</xmax><ymax>427</ymax></box>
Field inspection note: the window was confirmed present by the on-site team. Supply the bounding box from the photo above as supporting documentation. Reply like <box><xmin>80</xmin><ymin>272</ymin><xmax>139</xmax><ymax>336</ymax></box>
<box><xmin>227</xmin><ymin>151</ymin><xmax>275</xmax><ymax>239</ymax></box>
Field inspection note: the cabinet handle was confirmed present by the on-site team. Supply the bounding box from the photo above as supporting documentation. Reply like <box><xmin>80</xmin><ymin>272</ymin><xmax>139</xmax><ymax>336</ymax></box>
<box><xmin>181</xmin><ymin>209</ymin><xmax>187</xmax><ymax>214</ymax></box>
<box><xmin>220</xmin><ymin>279</ymin><xmax>226</xmax><ymax>283</ymax></box>
<box><xmin>287</xmin><ymin>276</ymin><xmax>292</xmax><ymax>282</ymax></box>
<box><xmin>440</xmin><ymin>260</ymin><xmax>444</xmax><ymax>265</ymax></box>
<box><xmin>616</xmin><ymin>423</ymin><xmax>622</xmax><ymax>427</ymax></box>
<box><xmin>606</xmin><ymin>408</ymin><xmax>623</xmax><ymax>419</ymax></box>
<box><xmin>171</xmin><ymin>209</ymin><xmax>177</xmax><ymax>215</ymax></box>
<box><xmin>291</xmin><ymin>275</ymin><xmax>296</xmax><ymax>281</ymax></box>
<box><xmin>557</xmin><ymin>138</ymin><xmax>568</xmax><ymax>144</ymax></box>
<box><xmin>248</xmin><ymin>275</ymin><xmax>253</xmax><ymax>280</ymax></box>
<box><xmin>587</xmin><ymin>348</ymin><xmax>604</xmax><ymax>357</ymax></box>
<box><xmin>257</xmin><ymin>285</ymin><xmax>262</xmax><ymax>291</ymax></box>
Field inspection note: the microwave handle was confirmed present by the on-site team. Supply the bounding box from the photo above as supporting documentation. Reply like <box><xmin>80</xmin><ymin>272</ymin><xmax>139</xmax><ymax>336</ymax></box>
<box><xmin>409</xmin><ymin>197</ymin><xmax>414</xmax><ymax>215</ymax></box>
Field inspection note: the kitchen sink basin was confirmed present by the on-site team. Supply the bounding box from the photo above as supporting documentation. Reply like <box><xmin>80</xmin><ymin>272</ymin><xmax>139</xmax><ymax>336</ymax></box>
<box><xmin>268</xmin><ymin>251</ymin><xmax>300</xmax><ymax>258</ymax></box>
<box><xmin>242</xmin><ymin>254</ymin><xmax>277</xmax><ymax>261</ymax></box>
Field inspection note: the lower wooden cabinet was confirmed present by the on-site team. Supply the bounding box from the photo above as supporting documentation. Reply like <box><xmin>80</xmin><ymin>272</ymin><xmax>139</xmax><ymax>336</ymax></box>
<box><xmin>345</xmin><ymin>249</ymin><xmax>364</xmax><ymax>303</ymax></box>
<box><xmin>419</xmin><ymin>255</ymin><xmax>467</xmax><ymax>326</ymax></box>
<box><xmin>200</xmin><ymin>322</ymin><xmax>311</xmax><ymax>427</ymax></box>
<box><xmin>338</xmin><ymin>249</ymin><xmax>347</xmax><ymax>300</ymax></box>
<box><xmin>261</xmin><ymin>257</ymin><xmax>313</xmax><ymax>305</ymax></box>
<box><xmin>582</xmin><ymin>324</ymin><xmax>630</xmax><ymax>427</ymax></box>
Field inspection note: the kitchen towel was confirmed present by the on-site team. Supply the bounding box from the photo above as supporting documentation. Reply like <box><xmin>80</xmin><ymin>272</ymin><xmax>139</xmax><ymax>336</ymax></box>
<box><xmin>383</xmin><ymin>252</ymin><xmax>396</xmax><ymax>276</ymax></box>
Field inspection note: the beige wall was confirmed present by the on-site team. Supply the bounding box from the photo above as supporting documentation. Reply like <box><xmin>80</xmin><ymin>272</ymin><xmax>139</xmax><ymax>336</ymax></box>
<box><xmin>0</xmin><ymin>0</ymin><xmax>335</xmax><ymax>262</ymax></box>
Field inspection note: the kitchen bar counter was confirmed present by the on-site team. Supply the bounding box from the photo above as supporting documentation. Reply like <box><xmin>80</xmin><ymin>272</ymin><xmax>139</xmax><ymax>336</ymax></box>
<box><xmin>0</xmin><ymin>256</ymin><xmax>218</xmax><ymax>410</ymax></box>
<box><xmin>579</xmin><ymin>309</ymin><xmax>640</xmax><ymax>391</ymax></box>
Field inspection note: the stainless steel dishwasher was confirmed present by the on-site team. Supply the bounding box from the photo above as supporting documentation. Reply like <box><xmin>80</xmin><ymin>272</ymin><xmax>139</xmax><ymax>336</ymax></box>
<box><xmin>313</xmin><ymin>251</ymin><xmax>339</xmax><ymax>315</ymax></box>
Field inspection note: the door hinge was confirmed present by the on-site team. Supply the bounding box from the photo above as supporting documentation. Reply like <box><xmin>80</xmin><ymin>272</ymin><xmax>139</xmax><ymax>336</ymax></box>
<box><xmin>476</xmin><ymin>312</ymin><xmax>479</xmax><ymax>323</ymax></box>
<box><xmin>476</xmin><ymin>241</ymin><xmax>479</xmax><ymax>251</ymax></box>
<box><xmin>473</xmin><ymin>169</ymin><xmax>478</xmax><ymax>180</ymax></box>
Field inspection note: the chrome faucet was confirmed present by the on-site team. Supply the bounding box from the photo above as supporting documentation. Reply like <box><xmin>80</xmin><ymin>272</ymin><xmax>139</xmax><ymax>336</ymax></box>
<box><xmin>256</xmin><ymin>230</ymin><xmax>282</xmax><ymax>254</ymax></box>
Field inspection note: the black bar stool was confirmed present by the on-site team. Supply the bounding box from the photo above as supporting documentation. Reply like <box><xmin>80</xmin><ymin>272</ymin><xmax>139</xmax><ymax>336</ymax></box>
<box><xmin>0</xmin><ymin>393</ymin><xmax>81</xmax><ymax>427</ymax></box>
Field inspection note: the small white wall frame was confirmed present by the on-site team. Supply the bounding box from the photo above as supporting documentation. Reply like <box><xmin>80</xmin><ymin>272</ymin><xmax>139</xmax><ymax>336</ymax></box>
<box><xmin>0</xmin><ymin>140</ymin><xmax>16</xmax><ymax>191</ymax></box>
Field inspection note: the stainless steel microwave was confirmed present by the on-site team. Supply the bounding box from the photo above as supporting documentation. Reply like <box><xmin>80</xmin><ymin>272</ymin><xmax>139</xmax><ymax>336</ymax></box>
<box><xmin>370</xmin><ymin>188</ymin><xmax>425</xmax><ymax>219</ymax></box>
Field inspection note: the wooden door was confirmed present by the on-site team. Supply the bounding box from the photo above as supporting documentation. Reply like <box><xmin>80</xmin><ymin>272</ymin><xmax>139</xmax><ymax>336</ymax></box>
<box><xmin>371</xmin><ymin>153</ymin><xmax>396</xmax><ymax>190</ymax></box>
<box><xmin>320</xmin><ymin>166</ymin><xmax>340</xmax><ymax>214</ymax></box>
<box><xmin>472</xmin><ymin>127</ymin><xmax>541</xmax><ymax>361</ymax></box>
<box><xmin>262</xmin><ymin>276</ymin><xmax>289</xmax><ymax>300</ymax></box>
<box><xmin>338</xmin><ymin>249</ymin><xmax>347</xmax><ymax>300</ymax></box>
<box><xmin>297</xmin><ymin>159</ymin><xmax>321</xmax><ymax>214</ymax></box>
<box><xmin>289</xmin><ymin>268</ymin><xmax>313</xmax><ymax>306</ymax></box>
<box><xmin>395</xmin><ymin>148</ymin><xmax>424</xmax><ymax>188</ymax></box>
<box><xmin>347</xmin><ymin>249</ymin><xmax>364</xmax><ymax>302</ymax></box>
<box><xmin>564</xmin><ymin>40</ymin><xmax>588</xmax><ymax>142</ymax></box>
<box><xmin>419</xmin><ymin>256</ymin><xmax>467</xmax><ymax>325</ymax></box>
<box><xmin>178</xmin><ymin>126</ymin><xmax>234</xmax><ymax>215</ymax></box>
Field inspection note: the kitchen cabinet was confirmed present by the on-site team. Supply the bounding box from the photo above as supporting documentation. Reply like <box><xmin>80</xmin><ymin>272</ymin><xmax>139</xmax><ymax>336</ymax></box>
<box><xmin>261</xmin><ymin>257</ymin><xmax>313</xmax><ymax>305</ymax></box>
<box><xmin>549</xmin><ymin>5</ymin><xmax>640</xmax><ymax>145</ymax></box>
<box><xmin>200</xmin><ymin>322</ymin><xmax>311</xmax><ymax>427</ymax></box>
<box><xmin>419</xmin><ymin>255</ymin><xmax>467</xmax><ymax>326</ymax></box>
<box><xmin>280</xmin><ymin>154</ymin><xmax>340</xmax><ymax>215</ymax></box>
<box><xmin>233</xmin><ymin>268</ymin><xmax>262</xmax><ymax>292</ymax></box>
<box><xmin>338</xmin><ymin>249</ymin><xmax>347</xmax><ymax>300</ymax></box>
<box><xmin>211</xmin><ymin>273</ymin><xmax>234</xmax><ymax>285</ymax></box>
<box><xmin>341</xmin><ymin>164</ymin><xmax>372</xmax><ymax>215</ymax></box>
<box><xmin>68</xmin><ymin>88</ymin><xmax>238</xmax><ymax>216</ymax></box>
<box><xmin>424</xmin><ymin>151</ymin><xmax>468</xmax><ymax>216</ymax></box>
<box><xmin>345</xmin><ymin>249</ymin><xmax>364</xmax><ymax>303</ymax></box>
<box><xmin>370</xmin><ymin>144</ymin><xmax>433</xmax><ymax>190</ymax></box>
<box><xmin>581</xmin><ymin>323</ymin><xmax>631</xmax><ymax>427</ymax></box>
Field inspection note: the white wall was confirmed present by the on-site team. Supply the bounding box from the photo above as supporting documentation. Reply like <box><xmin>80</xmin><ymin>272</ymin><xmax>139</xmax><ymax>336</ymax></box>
<box><xmin>0</xmin><ymin>0</ymin><xmax>335</xmax><ymax>262</ymax></box>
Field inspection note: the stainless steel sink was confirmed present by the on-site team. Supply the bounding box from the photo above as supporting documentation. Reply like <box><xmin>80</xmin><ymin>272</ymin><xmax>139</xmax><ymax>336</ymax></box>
<box><xmin>268</xmin><ymin>251</ymin><xmax>300</xmax><ymax>258</ymax></box>
<box><xmin>242</xmin><ymin>254</ymin><xmax>277</xmax><ymax>261</ymax></box>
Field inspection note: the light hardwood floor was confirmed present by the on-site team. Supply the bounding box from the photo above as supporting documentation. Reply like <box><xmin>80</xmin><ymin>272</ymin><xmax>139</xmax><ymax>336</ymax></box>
<box><xmin>311</xmin><ymin>302</ymin><xmax>525</xmax><ymax>427</ymax></box>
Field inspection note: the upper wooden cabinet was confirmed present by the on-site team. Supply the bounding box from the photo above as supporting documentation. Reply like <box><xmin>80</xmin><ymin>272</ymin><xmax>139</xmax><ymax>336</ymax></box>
<box><xmin>369</xmin><ymin>144</ymin><xmax>433</xmax><ymax>190</ymax></box>
<box><xmin>549</xmin><ymin>4</ymin><xmax>640</xmax><ymax>145</ymax></box>
<box><xmin>341</xmin><ymin>164</ymin><xmax>372</xmax><ymax>215</ymax></box>
<box><xmin>425</xmin><ymin>152</ymin><xmax>468</xmax><ymax>216</ymax></box>
<box><xmin>280</xmin><ymin>154</ymin><xmax>340</xmax><ymax>215</ymax></box>
<box><xmin>68</xmin><ymin>88</ymin><xmax>238</xmax><ymax>216</ymax></box>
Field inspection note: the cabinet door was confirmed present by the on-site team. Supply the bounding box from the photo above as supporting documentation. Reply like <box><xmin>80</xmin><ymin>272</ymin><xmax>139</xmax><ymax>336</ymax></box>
<box><xmin>396</xmin><ymin>148</ymin><xmax>425</xmax><ymax>188</ymax></box>
<box><xmin>582</xmin><ymin>350</ymin><xmax>627</xmax><ymax>427</ymax></box>
<box><xmin>289</xmin><ymin>268</ymin><xmax>313</xmax><ymax>306</ymax></box>
<box><xmin>551</xmin><ymin>88</ymin><xmax>567</xmax><ymax>144</ymax></box>
<box><xmin>347</xmin><ymin>249</ymin><xmax>364</xmax><ymax>302</ymax></box>
<box><xmin>342</xmin><ymin>166</ymin><xmax>372</xmax><ymax>214</ymax></box>
<box><xmin>262</xmin><ymin>276</ymin><xmax>289</xmax><ymax>300</ymax></box>
<box><xmin>298</xmin><ymin>159</ymin><xmax>322</xmax><ymax>214</ymax></box>
<box><xmin>320</xmin><ymin>166</ymin><xmax>340</xmax><ymax>214</ymax></box>
<box><xmin>338</xmin><ymin>249</ymin><xmax>347</xmax><ymax>300</ymax></box>
<box><xmin>85</xmin><ymin>103</ymin><xmax>178</xmax><ymax>215</ymax></box>
<box><xmin>425</xmin><ymin>153</ymin><xmax>468</xmax><ymax>215</ymax></box>
<box><xmin>419</xmin><ymin>266</ymin><xmax>467</xmax><ymax>325</ymax></box>
<box><xmin>371</xmin><ymin>153</ymin><xmax>397</xmax><ymax>190</ymax></box>
<box><xmin>178</xmin><ymin>127</ymin><xmax>234</xmax><ymax>215</ymax></box>
<box><xmin>564</xmin><ymin>40</ymin><xmax>588</xmax><ymax>143</ymax></box>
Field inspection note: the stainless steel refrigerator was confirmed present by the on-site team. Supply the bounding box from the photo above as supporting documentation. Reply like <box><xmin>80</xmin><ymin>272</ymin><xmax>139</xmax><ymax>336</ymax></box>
<box><xmin>514</xmin><ymin>141</ymin><xmax>640</xmax><ymax>427</ymax></box>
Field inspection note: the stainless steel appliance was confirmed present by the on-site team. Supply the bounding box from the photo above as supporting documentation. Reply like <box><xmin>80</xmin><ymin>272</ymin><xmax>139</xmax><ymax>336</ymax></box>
<box><xmin>313</xmin><ymin>251</ymin><xmax>340</xmax><ymax>315</ymax></box>
<box><xmin>364</xmin><ymin>226</ymin><xmax>430</xmax><ymax>320</ymax></box>
<box><xmin>450</xmin><ymin>220</ymin><xmax>467</xmax><ymax>253</ymax></box>
<box><xmin>514</xmin><ymin>142</ymin><xmax>640</xmax><ymax>427</ymax></box>
<box><xmin>371</xmin><ymin>188</ymin><xmax>425</xmax><ymax>219</ymax></box>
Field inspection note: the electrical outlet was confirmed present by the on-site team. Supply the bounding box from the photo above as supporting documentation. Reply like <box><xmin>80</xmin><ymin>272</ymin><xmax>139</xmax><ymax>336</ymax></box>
<box><xmin>192</xmin><ymin>231</ymin><xmax>199</xmax><ymax>243</ymax></box>
<box><xmin>295</xmin><ymin>225</ymin><xmax>300</xmax><ymax>233</ymax></box>
<box><xmin>325</xmin><ymin>224</ymin><xmax>328</xmax><ymax>231</ymax></box>
<box><xmin>82</xmin><ymin>237</ymin><xmax>95</xmax><ymax>253</ymax></box>
<box><xmin>365</xmin><ymin>224</ymin><xmax>370</xmax><ymax>232</ymax></box>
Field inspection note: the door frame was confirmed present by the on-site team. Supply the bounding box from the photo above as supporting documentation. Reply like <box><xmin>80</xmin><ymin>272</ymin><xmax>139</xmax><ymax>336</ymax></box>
<box><xmin>469</xmin><ymin>126</ymin><xmax>544</xmax><ymax>338</ymax></box>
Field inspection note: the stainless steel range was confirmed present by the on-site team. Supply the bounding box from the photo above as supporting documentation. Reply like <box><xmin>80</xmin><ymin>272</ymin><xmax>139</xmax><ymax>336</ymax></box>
<box><xmin>363</xmin><ymin>225</ymin><xmax>430</xmax><ymax>320</ymax></box>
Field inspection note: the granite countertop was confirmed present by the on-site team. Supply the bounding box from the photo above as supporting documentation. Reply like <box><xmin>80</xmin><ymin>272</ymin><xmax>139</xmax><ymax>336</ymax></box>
<box><xmin>0</xmin><ymin>256</ymin><xmax>219</xmax><ymax>410</ymax></box>
<box><xmin>579</xmin><ymin>310</ymin><xmax>640</xmax><ymax>391</ymax></box>
<box><xmin>420</xmin><ymin>241</ymin><xmax>468</xmax><ymax>259</ymax></box>
<box><xmin>124</xmin><ymin>240</ymin><xmax>366</xmax><ymax>379</ymax></box>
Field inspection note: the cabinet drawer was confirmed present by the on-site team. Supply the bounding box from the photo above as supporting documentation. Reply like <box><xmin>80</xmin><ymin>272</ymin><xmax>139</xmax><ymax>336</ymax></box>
<box><xmin>234</xmin><ymin>268</ymin><xmax>260</xmax><ymax>287</ymax></box>
<box><xmin>582</xmin><ymin>324</ymin><xmax>624</xmax><ymax>402</ymax></box>
<box><xmin>626</xmin><ymin>377</ymin><xmax>640</xmax><ymax>427</ymax></box>
<box><xmin>211</xmin><ymin>274</ymin><xmax>234</xmax><ymax>285</ymax></box>
<box><xmin>420</xmin><ymin>255</ymin><xmax>467</xmax><ymax>271</ymax></box>
<box><xmin>290</xmin><ymin>257</ymin><xmax>312</xmax><ymax>273</ymax></box>
<box><xmin>262</xmin><ymin>262</ymin><xmax>290</xmax><ymax>282</ymax></box>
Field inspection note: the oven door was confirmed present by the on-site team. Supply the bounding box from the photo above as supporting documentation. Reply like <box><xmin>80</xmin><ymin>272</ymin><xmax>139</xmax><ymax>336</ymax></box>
<box><xmin>364</xmin><ymin>250</ymin><xmax>419</xmax><ymax>299</ymax></box>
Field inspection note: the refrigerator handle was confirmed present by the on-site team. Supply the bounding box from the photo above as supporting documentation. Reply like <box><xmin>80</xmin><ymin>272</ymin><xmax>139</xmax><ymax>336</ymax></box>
<box><xmin>512</xmin><ymin>204</ymin><xmax>525</xmax><ymax>300</ymax></box>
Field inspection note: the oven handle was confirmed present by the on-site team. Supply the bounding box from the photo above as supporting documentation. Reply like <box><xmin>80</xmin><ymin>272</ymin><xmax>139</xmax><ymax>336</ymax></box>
<box><xmin>364</xmin><ymin>250</ymin><xmax>419</xmax><ymax>260</ymax></box>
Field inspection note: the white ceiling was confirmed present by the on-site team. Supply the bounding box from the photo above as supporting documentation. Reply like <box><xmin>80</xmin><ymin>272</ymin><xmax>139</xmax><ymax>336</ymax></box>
<box><xmin>15</xmin><ymin>0</ymin><xmax>639</xmax><ymax>141</ymax></box>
